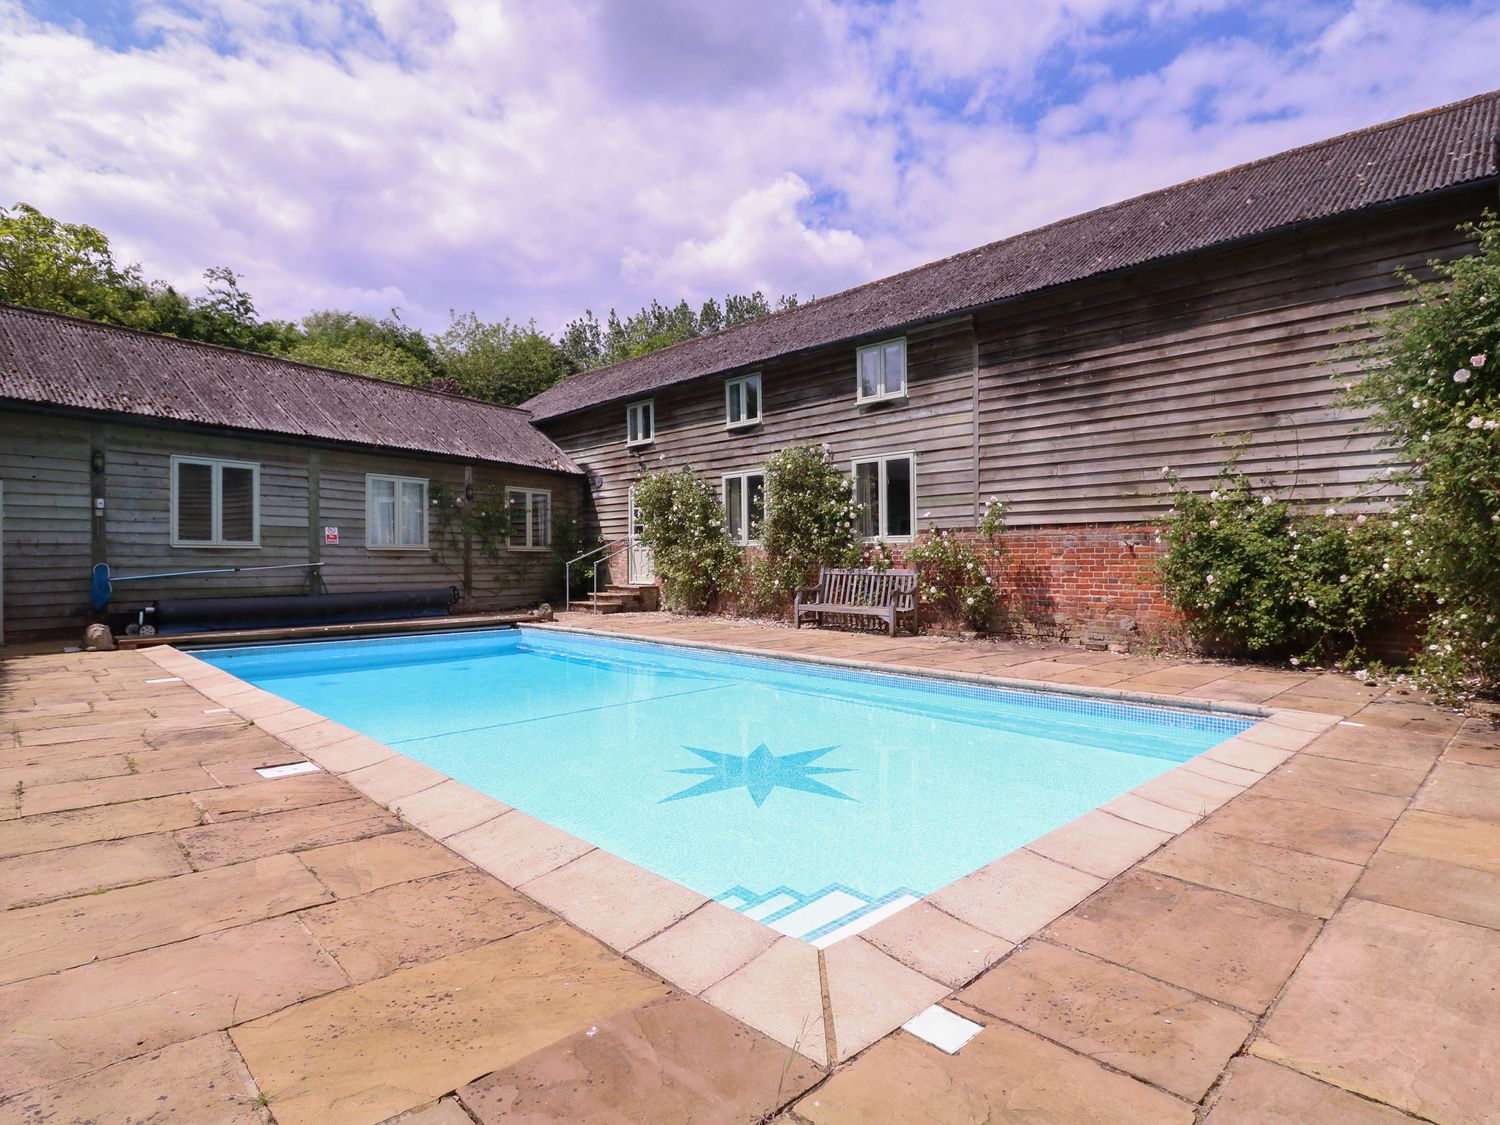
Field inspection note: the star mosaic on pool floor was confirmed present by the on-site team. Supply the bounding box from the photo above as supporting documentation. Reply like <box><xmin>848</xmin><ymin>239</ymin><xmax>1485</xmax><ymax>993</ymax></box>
<box><xmin>662</xmin><ymin>743</ymin><xmax>855</xmax><ymax>806</ymax></box>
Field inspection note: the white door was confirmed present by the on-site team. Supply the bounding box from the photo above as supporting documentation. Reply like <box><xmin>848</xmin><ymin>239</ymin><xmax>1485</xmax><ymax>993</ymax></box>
<box><xmin>627</xmin><ymin>486</ymin><xmax>654</xmax><ymax>585</ymax></box>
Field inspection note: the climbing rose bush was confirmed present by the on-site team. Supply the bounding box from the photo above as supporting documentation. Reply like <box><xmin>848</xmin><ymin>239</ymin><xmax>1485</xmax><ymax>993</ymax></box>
<box><xmin>756</xmin><ymin>444</ymin><xmax>863</xmax><ymax>605</ymax></box>
<box><xmin>906</xmin><ymin>499</ymin><xmax>1009</xmax><ymax>630</ymax></box>
<box><xmin>1341</xmin><ymin>214</ymin><xmax>1500</xmax><ymax>696</ymax></box>
<box><xmin>632</xmin><ymin>468</ymin><xmax>739</xmax><ymax>612</ymax></box>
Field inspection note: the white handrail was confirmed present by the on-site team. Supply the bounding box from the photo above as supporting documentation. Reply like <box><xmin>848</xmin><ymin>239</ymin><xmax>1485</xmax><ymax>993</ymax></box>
<box><xmin>564</xmin><ymin>539</ymin><xmax>625</xmax><ymax>612</ymax></box>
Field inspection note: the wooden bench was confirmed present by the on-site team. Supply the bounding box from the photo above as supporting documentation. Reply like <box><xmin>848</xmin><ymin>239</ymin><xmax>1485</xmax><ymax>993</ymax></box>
<box><xmin>793</xmin><ymin>567</ymin><xmax>918</xmax><ymax>637</ymax></box>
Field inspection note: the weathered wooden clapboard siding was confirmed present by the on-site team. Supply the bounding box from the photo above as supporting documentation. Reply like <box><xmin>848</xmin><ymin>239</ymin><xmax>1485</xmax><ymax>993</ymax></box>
<box><xmin>101</xmin><ymin>426</ymin><xmax>314</xmax><ymax>607</ymax></box>
<box><xmin>0</xmin><ymin>413</ymin><xmax>93</xmax><ymax>634</ymax></box>
<box><xmin>545</xmin><ymin>317</ymin><xmax>978</xmax><ymax>545</ymax></box>
<box><xmin>973</xmin><ymin>191</ymin><xmax>1485</xmax><ymax>524</ymax></box>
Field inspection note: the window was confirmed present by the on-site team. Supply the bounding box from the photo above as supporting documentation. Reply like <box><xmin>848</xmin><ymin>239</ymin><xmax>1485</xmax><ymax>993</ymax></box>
<box><xmin>171</xmin><ymin>456</ymin><xmax>259</xmax><ymax>547</ymax></box>
<box><xmin>855</xmin><ymin>337</ymin><xmax>907</xmax><ymax>402</ymax></box>
<box><xmin>852</xmin><ymin>453</ymin><xmax>915</xmax><ymax>539</ymax></box>
<box><xmin>626</xmin><ymin>400</ymin><xmax>655</xmax><ymax>445</ymax></box>
<box><xmin>723</xmin><ymin>471</ymin><xmax>766</xmax><ymax>545</ymax></box>
<box><xmin>506</xmin><ymin>487</ymin><xmax>552</xmax><ymax>549</ymax></box>
<box><xmin>725</xmin><ymin>373</ymin><xmax>762</xmax><ymax>427</ymax></box>
<box><xmin>366</xmin><ymin>474</ymin><xmax>428</xmax><ymax>549</ymax></box>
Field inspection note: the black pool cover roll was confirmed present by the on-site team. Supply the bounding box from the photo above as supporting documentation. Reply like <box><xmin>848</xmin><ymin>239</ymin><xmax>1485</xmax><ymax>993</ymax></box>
<box><xmin>151</xmin><ymin>587</ymin><xmax>459</xmax><ymax>633</ymax></box>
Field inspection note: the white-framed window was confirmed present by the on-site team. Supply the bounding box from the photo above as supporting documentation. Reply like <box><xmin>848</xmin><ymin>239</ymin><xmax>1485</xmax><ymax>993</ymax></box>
<box><xmin>506</xmin><ymin>487</ymin><xmax>552</xmax><ymax>549</ymax></box>
<box><xmin>366</xmin><ymin>474</ymin><xmax>428</xmax><ymax>550</ymax></box>
<box><xmin>626</xmin><ymin>399</ymin><xmax>655</xmax><ymax>445</ymax></box>
<box><xmin>855</xmin><ymin>337</ymin><xmax>908</xmax><ymax>402</ymax></box>
<box><xmin>170</xmin><ymin>455</ymin><xmax>260</xmax><ymax>548</ymax></box>
<box><xmin>725</xmin><ymin>373</ymin><xmax>762</xmax><ymax>428</ymax></box>
<box><xmin>722</xmin><ymin>470</ymin><xmax>766</xmax><ymax>545</ymax></box>
<box><xmin>852</xmin><ymin>453</ymin><xmax>915</xmax><ymax>540</ymax></box>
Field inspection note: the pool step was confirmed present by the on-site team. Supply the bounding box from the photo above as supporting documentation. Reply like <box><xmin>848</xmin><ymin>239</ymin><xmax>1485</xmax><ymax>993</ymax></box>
<box><xmin>720</xmin><ymin>883</ymin><xmax>923</xmax><ymax>947</ymax></box>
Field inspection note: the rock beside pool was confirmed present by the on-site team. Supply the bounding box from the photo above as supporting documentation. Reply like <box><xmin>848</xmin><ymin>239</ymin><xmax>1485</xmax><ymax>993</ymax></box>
<box><xmin>83</xmin><ymin>623</ymin><xmax>116</xmax><ymax>651</ymax></box>
<box><xmin>533</xmin><ymin>602</ymin><xmax>555</xmax><ymax>621</ymax></box>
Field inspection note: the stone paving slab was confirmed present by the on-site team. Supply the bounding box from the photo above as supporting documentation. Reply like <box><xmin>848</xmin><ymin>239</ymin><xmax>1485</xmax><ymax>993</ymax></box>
<box><xmin>1410</xmin><ymin>760</ymin><xmax>1500</xmax><ymax>823</ymax></box>
<box><xmin>1254</xmin><ymin>898</ymin><xmax>1500</xmax><ymax>1123</ymax></box>
<box><xmin>177</xmin><ymin>796</ymin><xmax>405</xmax><ymax>868</ymax></box>
<box><xmin>860</xmin><ymin>900</ymin><xmax>1013</xmax><ymax>988</ymax></box>
<box><xmin>960</xmin><ymin>940</ymin><xmax>1252</xmax><ymax>1101</ymax></box>
<box><xmin>519</xmin><ymin>847</ymin><xmax>706</xmax><ymax>952</ymax></box>
<box><xmin>0</xmin><ymin>851</ymin><xmax>332</xmax><ymax>985</ymax></box>
<box><xmin>1203</xmin><ymin>1055</ymin><xmax>1417</xmax><ymax>1124</ymax></box>
<box><xmin>700</xmin><ymin>938</ymin><xmax>826</xmax><ymax>1067</ymax></box>
<box><xmin>194</xmin><ymin>771</ymin><xmax>355</xmax><ymax>820</ymax></box>
<box><xmin>0</xmin><ymin>793</ymin><xmax>201</xmax><ymax>859</ymax></box>
<box><xmin>0</xmin><ymin>1032</ymin><xmax>264</xmax><ymax>1125</ymax></box>
<box><xmin>455</xmin><ymin>994</ymin><xmax>822</xmax><ymax>1125</ymax></box>
<box><xmin>0</xmin><ymin>832</ymin><xmax>192</xmax><ymax>909</ymax></box>
<box><xmin>627</xmin><ymin>900</ymin><xmax>780</xmax><ymax>995</ymax></box>
<box><xmin>297</xmin><ymin>830</ymin><xmax>467</xmax><ymax>899</ymax></box>
<box><xmin>1353</xmin><ymin>849</ymin><xmax>1500</xmax><ymax>932</ymax></box>
<box><xmin>795</xmin><ymin>1014</ymin><xmax>1194</xmax><ymax>1124</ymax></box>
<box><xmin>925</xmin><ymin>847</ymin><xmax>1104</xmax><ymax>944</ymax></box>
<box><xmin>1043</xmin><ymin>870</ymin><xmax>1321</xmax><ymax>1013</ymax></box>
<box><xmin>300</xmin><ymin>869</ymin><xmax>552</xmax><ymax>983</ymax></box>
<box><xmin>1195</xmin><ymin>792</ymin><xmax>1393</xmax><ymax>865</ymax></box>
<box><xmin>19</xmin><ymin>764</ymin><xmax>217</xmax><ymax>816</ymax></box>
<box><xmin>0</xmin><ymin>915</ymin><xmax>347</xmax><ymax>1094</ymax></box>
<box><xmin>823</xmin><ymin>937</ymin><xmax>949</xmax><ymax>1060</ymax></box>
<box><xmin>230</xmin><ymin>926</ymin><xmax>669</xmax><ymax>1125</ymax></box>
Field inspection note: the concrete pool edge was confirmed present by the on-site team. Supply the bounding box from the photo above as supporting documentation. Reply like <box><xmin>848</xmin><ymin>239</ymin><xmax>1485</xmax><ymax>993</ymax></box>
<box><xmin>137</xmin><ymin>634</ymin><xmax>1337</xmax><ymax>1068</ymax></box>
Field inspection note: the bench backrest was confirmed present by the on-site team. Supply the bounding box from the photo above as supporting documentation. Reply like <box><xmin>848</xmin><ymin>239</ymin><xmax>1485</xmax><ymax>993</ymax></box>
<box><xmin>817</xmin><ymin>567</ymin><xmax>917</xmax><ymax>606</ymax></box>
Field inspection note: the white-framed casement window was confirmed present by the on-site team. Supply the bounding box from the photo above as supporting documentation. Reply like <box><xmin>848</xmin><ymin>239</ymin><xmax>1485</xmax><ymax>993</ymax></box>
<box><xmin>852</xmin><ymin>453</ymin><xmax>915</xmax><ymax>540</ymax></box>
<box><xmin>626</xmin><ymin>399</ymin><xmax>655</xmax><ymax>446</ymax></box>
<box><xmin>723</xmin><ymin>470</ymin><xmax>766</xmax><ymax>545</ymax></box>
<box><xmin>170</xmin><ymin>455</ymin><xmax>260</xmax><ymax>548</ymax></box>
<box><xmin>855</xmin><ymin>337</ymin><xmax>908</xmax><ymax>402</ymax></box>
<box><xmin>506</xmin><ymin>487</ymin><xmax>552</xmax><ymax>550</ymax></box>
<box><xmin>366</xmin><ymin>474</ymin><xmax>428</xmax><ymax>550</ymax></box>
<box><xmin>725</xmin><ymin>373</ymin><xmax>762</xmax><ymax>428</ymax></box>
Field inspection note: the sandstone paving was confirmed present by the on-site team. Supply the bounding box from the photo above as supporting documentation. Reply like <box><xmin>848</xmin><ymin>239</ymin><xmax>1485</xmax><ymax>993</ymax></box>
<box><xmin>519</xmin><ymin>847</ymin><xmax>706</xmax><ymax>952</ymax></box>
<box><xmin>627</xmin><ymin>900</ymin><xmax>780</xmax><ymax>995</ymax></box>
<box><xmin>794</xmin><ymin>1016</ymin><xmax>1194</xmax><ymax>1125</ymax></box>
<box><xmin>19</xmin><ymin>764</ymin><xmax>217</xmax><ymax>816</ymax></box>
<box><xmin>455</xmin><ymin>994</ymin><xmax>823</xmax><ymax>1125</ymax></box>
<box><xmin>1202</xmin><ymin>1055</ymin><xmax>1418</xmax><ymax>1124</ymax></box>
<box><xmin>823</xmin><ymin>937</ymin><xmax>949</xmax><ymax>1059</ymax></box>
<box><xmin>0</xmin><ymin>851</ymin><xmax>332</xmax><ymax>985</ymax></box>
<box><xmin>1043</xmin><ymin>870</ymin><xmax>1322</xmax><ymax>1013</ymax></box>
<box><xmin>860</xmin><ymin>900</ymin><xmax>1013</xmax><ymax>988</ymax></box>
<box><xmin>177</xmin><ymin>796</ymin><xmax>404</xmax><ymax>868</ymax></box>
<box><xmin>0</xmin><ymin>793</ymin><xmax>200</xmax><ymax>858</ymax></box>
<box><xmin>0</xmin><ymin>751</ymin><xmax>132</xmax><ymax>792</ymax></box>
<box><xmin>297</xmin><ymin>829</ymin><xmax>468</xmax><ymax>898</ymax></box>
<box><xmin>925</xmin><ymin>847</ymin><xmax>1104</xmax><ymax>944</ymax></box>
<box><xmin>1300</xmin><ymin>724</ymin><xmax>1447</xmax><ymax>771</ymax></box>
<box><xmin>0</xmin><ymin>915</ymin><xmax>347</xmax><ymax>1094</ymax></box>
<box><xmin>229</xmin><ymin>925</ymin><xmax>670</xmax><ymax>1125</ymax></box>
<box><xmin>1024</xmin><ymin>809</ymin><xmax>1172</xmax><ymax>880</ymax></box>
<box><xmin>380</xmin><ymin>1098</ymin><xmax>473</xmax><ymax>1125</ymax></box>
<box><xmin>1254</xmin><ymin>899</ymin><xmax>1500</xmax><ymax>1123</ymax></box>
<box><xmin>1241</xmin><ymin>768</ymin><xmax>1410</xmax><ymax>819</ymax></box>
<box><xmin>1197</xmin><ymin>793</ymin><xmax>1393</xmax><ymax>865</ymax></box>
<box><xmin>1270</xmin><ymin>752</ymin><xmax>1426</xmax><ymax>799</ymax></box>
<box><xmin>959</xmin><ymin>940</ymin><xmax>1252</xmax><ymax>1101</ymax></box>
<box><xmin>0</xmin><ymin>1032</ymin><xmax>264</xmax><ymax>1125</ymax></box>
<box><xmin>1353</xmin><ymin>849</ymin><xmax>1500</xmax><ymax>932</ymax></box>
<box><xmin>1410</xmin><ymin>760</ymin><xmax>1500</xmax><ymax>823</ymax></box>
<box><xmin>1141</xmin><ymin>825</ymin><xmax>1363</xmax><ymax>918</ymax></box>
<box><xmin>300</xmin><ymin>868</ymin><xmax>552</xmax><ymax>983</ymax></box>
<box><xmin>700</xmin><ymin>938</ymin><xmax>827</xmax><ymax>1067</ymax></box>
<box><xmin>446</xmin><ymin>809</ymin><xmax>595</xmax><ymax>886</ymax></box>
<box><xmin>0</xmin><ymin>831</ymin><xmax>192</xmax><ymax>908</ymax></box>
<box><xmin>1380</xmin><ymin>808</ymin><xmax>1500</xmax><ymax>874</ymax></box>
<box><xmin>194</xmin><ymin>770</ymin><xmax>355</xmax><ymax>820</ymax></box>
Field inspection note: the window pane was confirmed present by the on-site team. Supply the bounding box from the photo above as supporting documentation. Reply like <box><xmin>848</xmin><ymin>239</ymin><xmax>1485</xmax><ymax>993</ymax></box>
<box><xmin>627</xmin><ymin>408</ymin><xmax>639</xmax><ymax>443</ymax></box>
<box><xmin>399</xmin><ymin>480</ymin><xmax>425</xmax><ymax>546</ymax></box>
<box><xmin>725</xmin><ymin>477</ymin><xmax>744</xmax><ymax>541</ymax></box>
<box><xmin>744</xmin><ymin>377</ymin><xmax>760</xmax><ymax>420</ymax></box>
<box><xmin>532</xmin><ymin>493</ymin><xmax>551</xmax><ymax>546</ymax></box>
<box><xmin>507</xmin><ymin>491</ymin><xmax>528</xmax><ymax>547</ymax></box>
<box><xmin>220</xmin><ymin>466</ymin><xmax>255</xmax><ymax>543</ymax></box>
<box><xmin>884</xmin><ymin>457</ymin><xmax>913</xmax><ymax>538</ymax></box>
<box><xmin>883</xmin><ymin>341</ymin><xmax>905</xmax><ymax>395</ymax></box>
<box><xmin>175</xmin><ymin>462</ymin><xmax>213</xmax><ymax>542</ymax></box>
<box><xmin>854</xmin><ymin>462</ymin><xmax>880</xmax><ymax>538</ymax></box>
<box><xmin>641</xmin><ymin>404</ymin><xmax>653</xmax><ymax>440</ymax></box>
<box><xmin>747</xmin><ymin>473</ymin><xmax>765</xmax><ymax>540</ymax></box>
<box><xmin>858</xmin><ymin>347</ymin><xmax>880</xmax><ymax>398</ymax></box>
<box><xmin>727</xmin><ymin>383</ymin><xmax>742</xmax><ymax>424</ymax></box>
<box><xmin>368</xmin><ymin>478</ymin><xmax>395</xmax><ymax>547</ymax></box>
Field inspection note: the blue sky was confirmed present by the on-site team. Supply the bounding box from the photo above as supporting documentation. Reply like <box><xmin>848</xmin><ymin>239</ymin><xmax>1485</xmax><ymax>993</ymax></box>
<box><xmin>3</xmin><ymin>0</ymin><xmax>1498</xmax><ymax>333</ymax></box>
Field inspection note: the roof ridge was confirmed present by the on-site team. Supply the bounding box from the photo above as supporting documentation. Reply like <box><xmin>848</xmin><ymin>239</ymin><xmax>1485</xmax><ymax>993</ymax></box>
<box><xmin>0</xmin><ymin>301</ymin><xmax>537</xmax><ymax>416</ymax></box>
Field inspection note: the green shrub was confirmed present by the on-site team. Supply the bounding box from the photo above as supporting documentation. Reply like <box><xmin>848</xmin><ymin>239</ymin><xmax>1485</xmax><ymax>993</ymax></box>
<box><xmin>758</xmin><ymin>445</ymin><xmax>863</xmax><ymax>604</ymax></box>
<box><xmin>906</xmin><ymin>500</ymin><xmax>1008</xmax><ymax>630</ymax></box>
<box><xmin>1344</xmin><ymin>213</ymin><xmax>1500</xmax><ymax>696</ymax></box>
<box><xmin>1157</xmin><ymin>453</ymin><xmax>1407</xmax><ymax>662</ymax></box>
<box><xmin>632</xmin><ymin>468</ymin><xmax>739</xmax><ymax>612</ymax></box>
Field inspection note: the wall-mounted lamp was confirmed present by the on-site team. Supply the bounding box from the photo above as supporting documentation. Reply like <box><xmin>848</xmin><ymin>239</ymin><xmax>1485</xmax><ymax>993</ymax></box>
<box><xmin>91</xmin><ymin>450</ymin><xmax>106</xmax><ymax>474</ymax></box>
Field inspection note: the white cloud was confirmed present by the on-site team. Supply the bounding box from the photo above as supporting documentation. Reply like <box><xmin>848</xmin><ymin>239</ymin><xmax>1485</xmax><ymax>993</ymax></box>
<box><xmin>1</xmin><ymin>0</ymin><xmax>1497</xmax><ymax>336</ymax></box>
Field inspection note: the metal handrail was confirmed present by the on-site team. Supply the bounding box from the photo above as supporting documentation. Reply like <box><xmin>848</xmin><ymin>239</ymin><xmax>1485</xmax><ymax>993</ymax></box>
<box><xmin>563</xmin><ymin>539</ymin><xmax>625</xmax><ymax>612</ymax></box>
<box><xmin>590</xmin><ymin>541</ymin><xmax>634</xmax><ymax>614</ymax></box>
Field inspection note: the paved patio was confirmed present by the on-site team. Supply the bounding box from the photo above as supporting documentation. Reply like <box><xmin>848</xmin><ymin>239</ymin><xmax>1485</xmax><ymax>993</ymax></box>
<box><xmin>1</xmin><ymin>614</ymin><xmax>1497</xmax><ymax>1123</ymax></box>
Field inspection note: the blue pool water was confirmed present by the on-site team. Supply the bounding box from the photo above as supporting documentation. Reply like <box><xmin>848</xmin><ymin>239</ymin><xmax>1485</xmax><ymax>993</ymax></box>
<box><xmin>200</xmin><ymin>627</ymin><xmax>1250</xmax><ymax>945</ymax></box>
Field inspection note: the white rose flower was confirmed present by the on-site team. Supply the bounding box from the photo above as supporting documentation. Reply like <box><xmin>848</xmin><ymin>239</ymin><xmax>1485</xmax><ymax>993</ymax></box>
<box><xmin>1454</xmin><ymin>369</ymin><xmax>1472</xmax><ymax>384</ymax></box>
<box><xmin>1469</xmin><ymin>416</ymin><xmax>1484</xmax><ymax>429</ymax></box>
<box><xmin>1209</xmin><ymin>518</ymin><xmax>1219</xmax><ymax>529</ymax></box>
<box><xmin>1473</xmin><ymin>354</ymin><xmax>1487</xmax><ymax>367</ymax></box>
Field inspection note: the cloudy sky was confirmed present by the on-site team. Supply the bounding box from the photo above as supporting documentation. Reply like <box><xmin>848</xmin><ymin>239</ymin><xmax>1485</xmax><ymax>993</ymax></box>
<box><xmin>3</xmin><ymin>0</ymin><xmax>1499</xmax><ymax>335</ymax></box>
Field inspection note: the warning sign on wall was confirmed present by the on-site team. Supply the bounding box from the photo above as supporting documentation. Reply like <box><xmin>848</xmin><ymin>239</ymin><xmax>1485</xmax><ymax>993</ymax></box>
<box><xmin>324</xmin><ymin>526</ymin><xmax>339</xmax><ymax>544</ymax></box>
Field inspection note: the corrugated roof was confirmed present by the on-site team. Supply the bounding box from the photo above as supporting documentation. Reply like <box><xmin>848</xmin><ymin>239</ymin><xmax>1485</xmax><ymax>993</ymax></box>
<box><xmin>524</xmin><ymin>88</ymin><xmax>1500</xmax><ymax>422</ymax></box>
<box><xmin>0</xmin><ymin>305</ymin><xmax>582</xmax><ymax>474</ymax></box>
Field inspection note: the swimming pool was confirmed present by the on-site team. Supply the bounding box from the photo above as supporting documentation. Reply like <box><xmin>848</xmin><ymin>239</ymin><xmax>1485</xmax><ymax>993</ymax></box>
<box><xmin>200</xmin><ymin>627</ymin><xmax>1251</xmax><ymax>945</ymax></box>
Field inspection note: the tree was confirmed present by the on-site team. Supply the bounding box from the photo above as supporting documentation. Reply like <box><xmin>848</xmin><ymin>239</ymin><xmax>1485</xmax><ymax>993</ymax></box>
<box><xmin>434</xmin><ymin>311</ymin><xmax>572</xmax><ymax>405</ymax></box>
<box><xmin>558</xmin><ymin>290</ymin><xmax>801</xmax><ymax>373</ymax></box>
<box><xmin>0</xmin><ymin>202</ymin><xmax>155</xmax><ymax>327</ymax></box>
<box><xmin>148</xmin><ymin>267</ymin><xmax>291</xmax><ymax>353</ymax></box>
<box><xmin>281</xmin><ymin>309</ymin><xmax>438</xmax><ymax>384</ymax></box>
